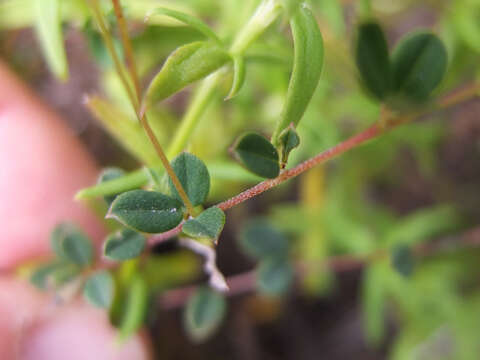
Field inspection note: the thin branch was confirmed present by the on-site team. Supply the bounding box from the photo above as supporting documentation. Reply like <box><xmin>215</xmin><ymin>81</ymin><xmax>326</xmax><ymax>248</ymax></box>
<box><xmin>87</xmin><ymin>0</ymin><xmax>138</xmax><ymax>109</ymax></box>
<box><xmin>111</xmin><ymin>0</ymin><xmax>141</xmax><ymax>102</ymax></box>
<box><xmin>159</xmin><ymin>226</ymin><xmax>480</xmax><ymax>309</ymax></box>
<box><xmin>106</xmin><ymin>0</ymin><xmax>196</xmax><ymax>216</ymax></box>
<box><xmin>146</xmin><ymin>82</ymin><xmax>479</xmax><ymax>246</ymax></box>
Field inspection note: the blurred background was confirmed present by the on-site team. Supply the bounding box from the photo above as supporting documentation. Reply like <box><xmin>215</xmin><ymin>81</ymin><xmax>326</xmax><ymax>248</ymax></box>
<box><xmin>1</xmin><ymin>0</ymin><xmax>480</xmax><ymax>359</ymax></box>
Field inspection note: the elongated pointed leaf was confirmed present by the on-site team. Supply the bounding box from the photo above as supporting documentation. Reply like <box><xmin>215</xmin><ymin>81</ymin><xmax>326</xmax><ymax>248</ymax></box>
<box><xmin>272</xmin><ymin>6</ymin><xmax>323</xmax><ymax>144</ymax></box>
<box><xmin>98</xmin><ymin>167</ymin><xmax>126</xmax><ymax>205</ymax></box>
<box><xmin>50</xmin><ymin>223</ymin><xmax>93</xmax><ymax>267</ymax></box>
<box><xmin>183</xmin><ymin>207</ymin><xmax>225</xmax><ymax>240</ymax></box>
<box><xmin>147</xmin><ymin>7</ymin><xmax>221</xmax><ymax>44</ymax></box>
<box><xmin>225</xmin><ymin>56</ymin><xmax>246</xmax><ymax>99</ymax></box>
<box><xmin>234</xmin><ymin>132</ymin><xmax>280</xmax><ymax>179</ymax></box>
<box><xmin>355</xmin><ymin>22</ymin><xmax>391</xmax><ymax>100</ymax></box>
<box><xmin>107</xmin><ymin>190</ymin><xmax>183</xmax><ymax>233</ymax></box>
<box><xmin>168</xmin><ymin>152</ymin><xmax>210</xmax><ymax>207</ymax></box>
<box><xmin>34</xmin><ymin>0</ymin><xmax>68</xmax><ymax>80</ymax></box>
<box><xmin>184</xmin><ymin>287</ymin><xmax>226</xmax><ymax>343</ymax></box>
<box><xmin>256</xmin><ymin>256</ymin><xmax>293</xmax><ymax>296</ymax></box>
<box><xmin>118</xmin><ymin>274</ymin><xmax>149</xmax><ymax>341</ymax></box>
<box><xmin>145</xmin><ymin>41</ymin><xmax>230</xmax><ymax>106</ymax></box>
<box><xmin>238</xmin><ymin>219</ymin><xmax>288</xmax><ymax>259</ymax></box>
<box><xmin>83</xmin><ymin>271</ymin><xmax>114</xmax><ymax>309</ymax></box>
<box><xmin>391</xmin><ymin>32</ymin><xmax>447</xmax><ymax>103</ymax></box>
<box><xmin>104</xmin><ymin>229</ymin><xmax>146</xmax><ymax>261</ymax></box>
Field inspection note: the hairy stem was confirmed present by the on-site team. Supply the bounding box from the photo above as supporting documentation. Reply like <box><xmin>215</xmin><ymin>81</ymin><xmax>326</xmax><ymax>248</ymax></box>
<box><xmin>106</xmin><ymin>0</ymin><xmax>196</xmax><ymax>215</ymax></box>
<box><xmin>111</xmin><ymin>0</ymin><xmax>141</xmax><ymax>102</ymax></box>
<box><xmin>87</xmin><ymin>0</ymin><xmax>138</xmax><ymax>110</ymax></box>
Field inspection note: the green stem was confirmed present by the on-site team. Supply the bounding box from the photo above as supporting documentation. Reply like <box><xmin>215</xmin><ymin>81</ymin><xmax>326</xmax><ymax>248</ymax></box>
<box><xmin>229</xmin><ymin>0</ymin><xmax>282</xmax><ymax>55</ymax></box>
<box><xmin>166</xmin><ymin>72</ymin><xmax>221</xmax><ymax>159</ymax></box>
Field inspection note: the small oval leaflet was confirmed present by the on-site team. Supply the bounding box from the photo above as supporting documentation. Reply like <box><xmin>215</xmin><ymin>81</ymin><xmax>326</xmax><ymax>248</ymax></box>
<box><xmin>107</xmin><ymin>190</ymin><xmax>184</xmax><ymax>233</ymax></box>
<box><xmin>168</xmin><ymin>152</ymin><xmax>211</xmax><ymax>207</ymax></box>
<box><xmin>83</xmin><ymin>271</ymin><xmax>114</xmax><ymax>309</ymax></box>
<box><xmin>146</xmin><ymin>7</ymin><xmax>222</xmax><ymax>45</ymax></box>
<box><xmin>183</xmin><ymin>207</ymin><xmax>226</xmax><ymax>240</ymax></box>
<box><xmin>145</xmin><ymin>41</ymin><xmax>230</xmax><ymax>107</ymax></box>
<box><xmin>391</xmin><ymin>31</ymin><xmax>447</xmax><ymax>103</ymax></box>
<box><xmin>256</xmin><ymin>256</ymin><xmax>294</xmax><ymax>296</ymax></box>
<box><xmin>184</xmin><ymin>287</ymin><xmax>226</xmax><ymax>343</ymax></box>
<box><xmin>278</xmin><ymin>126</ymin><xmax>300</xmax><ymax>165</ymax></box>
<box><xmin>390</xmin><ymin>244</ymin><xmax>415</xmax><ymax>278</ymax></box>
<box><xmin>234</xmin><ymin>132</ymin><xmax>280</xmax><ymax>179</ymax></box>
<box><xmin>104</xmin><ymin>229</ymin><xmax>147</xmax><ymax>261</ymax></box>
<box><xmin>50</xmin><ymin>223</ymin><xmax>93</xmax><ymax>267</ymax></box>
<box><xmin>355</xmin><ymin>21</ymin><xmax>391</xmax><ymax>100</ymax></box>
<box><xmin>272</xmin><ymin>5</ymin><xmax>324</xmax><ymax>145</ymax></box>
<box><xmin>238</xmin><ymin>219</ymin><xmax>289</xmax><ymax>259</ymax></box>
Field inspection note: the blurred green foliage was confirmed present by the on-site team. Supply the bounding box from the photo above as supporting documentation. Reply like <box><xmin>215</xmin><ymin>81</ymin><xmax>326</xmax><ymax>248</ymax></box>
<box><xmin>3</xmin><ymin>0</ymin><xmax>480</xmax><ymax>358</ymax></box>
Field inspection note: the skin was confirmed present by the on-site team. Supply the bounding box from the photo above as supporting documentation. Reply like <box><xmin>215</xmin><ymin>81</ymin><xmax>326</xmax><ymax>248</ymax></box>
<box><xmin>0</xmin><ymin>61</ymin><xmax>151</xmax><ymax>360</ymax></box>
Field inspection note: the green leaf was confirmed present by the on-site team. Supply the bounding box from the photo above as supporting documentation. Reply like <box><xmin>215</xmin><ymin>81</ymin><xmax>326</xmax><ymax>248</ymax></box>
<box><xmin>355</xmin><ymin>21</ymin><xmax>391</xmax><ymax>100</ymax></box>
<box><xmin>238</xmin><ymin>219</ymin><xmax>288</xmax><ymax>259</ymax></box>
<box><xmin>272</xmin><ymin>5</ymin><xmax>324</xmax><ymax>145</ymax></box>
<box><xmin>168</xmin><ymin>152</ymin><xmax>210</xmax><ymax>207</ymax></box>
<box><xmin>183</xmin><ymin>207</ymin><xmax>226</xmax><ymax>240</ymax></box>
<box><xmin>184</xmin><ymin>287</ymin><xmax>226</xmax><ymax>343</ymax></box>
<box><xmin>233</xmin><ymin>132</ymin><xmax>280</xmax><ymax>179</ymax></box>
<box><xmin>362</xmin><ymin>263</ymin><xmax>387</xmax><ymax>345</ymax></box>
<box><xmin>256</xmin><ymin>256</ymin><xmax>293</xmax><ymax>296</ymax></box>
<box><xmin>50</xmin><ymin>223</ymin><xmax>93</xmax><ymax>266</ymax></box>
<box><xmin>390</xmin><ymin>245</ymin><xmax>414</xmax><ymax>278</ymax></box>
<box><xmin>146</xmin><ymin>7</ymin><xmax>222</xmax><ymax>44</ymax></box>
<box><xmin>103</xmin><ymin>229</ymin><xmax>147</xmax><ymax>261</ymax></box>
<box><xmin>278</xmin><ymin>126</ymin><xmax>300</xmax><ymax>165</ymax></box>
<box><xmin>30</xmin><ymin>262</ymin><xmax>65</xmax><ymax>290</ymax></box>
<box><xmin>34</xmin><ymin>0</ymin><xmax>68</xmax><ymax>80</ymax></box>
<box><xmin>145</xmin><ymin>41</ymin><xmax>230</xmax><ymax>106</ymax></box>
<box><xmin>391</xmin><ymin>31</ymin><xmax>447</xmax><ymax>104</ymax></box>
<box><xmin>107</xmin><ymin>190</ymin><xmax>184</xmax><ymax>234</ymax></box>
<box><xmin>83</xmin><ymin>271</ymin><xmax>114</xmax><ymax>309</ymax></box>
<box><xmin>225</xmin><ymin>55</ymin><xmax>246</xmax><ymax>100</ymax></box>
<box><xmin>98</xmin><ymin>167</ymin><xmax>126</xmax><ymax>205</ymax></box>
<box><xmin>118</xmin><ymin>274</ymin><xmax>149</xmax><ymax>341</ymax></box>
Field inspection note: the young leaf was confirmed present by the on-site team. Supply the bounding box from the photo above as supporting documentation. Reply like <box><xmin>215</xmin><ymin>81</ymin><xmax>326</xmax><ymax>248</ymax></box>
<box><xmin>98</xmin><ymin>167</ymin><xmax>126</xmax><ymax>205</ymax></box>
<box><xmin>104</xmin><ymin>229</ymin><xmax>147</xmax><ymax>261</ymax></box>
<box><xmin>34</xmin><ymin>0</ymin><xmax>68</xmax><ymax>80</ymax></box>
<box><xmin>184</xmin><ymin>287</ymin><xmax>226</xmax><ymax>343</ymax></box>
<box><xmin>145</xmin><ymin>41</ymin><xmax>230</xmax><ymax>107</ymax></box>
<box><xmin>50</xmin><ymin>223</ymin><xmax>93</xmax><ymax>267</ymax></box>
<box><xmin>272</xmin><ymin>5</ymin><xmax>324</xmax><ymax>145</ymax></box>
<box><xmin>146</xmin><ymin>7</ymin><xmax>222</xmax><ymax>44</ymax></box>
<box><xmin>256</xmin><ymin>256</ymin><xmax>294</xmax><ymax>296</ymax></box>
<box><xmin>233</xmin><ymin>132</ymin><xmax>280</xmax><ymax>179</ymax></box>
<box><xmin>30</xmin><ymin>262</ymin><xmax>66</xmax><ymax>290</ymax></box>
<box><xmin>391</xmin><ymin>31</ymin><xmax>447</xmax><ymax>103</ymax></box>
<box><xmin>355</xmin><ymin>21</ymin><xmax>391</xmax><ymax>100</ymax></box>
<box><xmin>107</xmin><ymin>190</ymin><xmax>184</xmax><ymax>233</ymax></box>
<box><xmin>278</xmin><ymin>126</ymin><xmax>300</xmax><ymax>165</ymax></box>
<box><xmin>390</xmin><ymin>244</ymin><xmax>415</xmax><ymax>278</ymax></box>
<box><xmin>83</xmin><ymin>271</ymin><xmax>114</xmax><ymax>309</ymax></box>
<box><xmin>238</xmin><ymin>219</ymin><xmax>288</xmax><ymax>259</ymax></box>
<box><xmin>168</xmin><ymin>152</ymin><xmax>210</xmax><ymax>207</ymax></box>
<box><xmin>183</xmin><ymin>207</ymin><xmax>226</xmax><ymax>240</ymax></box>
<box><xmin>225</xmin><ymin>56</ymin><xmax>246</xmax><ymax>100</ymax></box>
<box><xmin>118</xmin><ymin>274</ymin><xmax>149</xmax><ymax>341</ymax></box>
